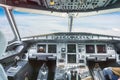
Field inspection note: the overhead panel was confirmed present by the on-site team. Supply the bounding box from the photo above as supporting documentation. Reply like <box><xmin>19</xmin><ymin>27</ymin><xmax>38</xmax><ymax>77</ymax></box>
<box><xmin>48</xmin><ymin>0</ymin><xmax>118</xmax><ymax>11</ymax></box>
<box><xmin>0</xmin><ymin>0</ymin><xmax>119</xmax><ymax>11</ymax></box>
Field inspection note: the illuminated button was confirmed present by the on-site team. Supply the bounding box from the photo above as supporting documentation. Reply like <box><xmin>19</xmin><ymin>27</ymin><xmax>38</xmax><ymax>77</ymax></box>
<box><xmin>61</xmin><ymin>48</ymin><xmax>66</xmax><ymax>52</ymax></box>
<box><xmin>50</xmin><ymin>1</ymin><xmax>55</xmax><ymax>6</ymax></box>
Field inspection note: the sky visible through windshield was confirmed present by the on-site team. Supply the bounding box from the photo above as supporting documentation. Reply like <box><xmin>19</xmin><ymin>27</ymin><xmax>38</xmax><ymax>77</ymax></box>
<box><xmin>0</xmin><ymin>7</ymin><xmax>120</xmax><ymax>41</ymax></box>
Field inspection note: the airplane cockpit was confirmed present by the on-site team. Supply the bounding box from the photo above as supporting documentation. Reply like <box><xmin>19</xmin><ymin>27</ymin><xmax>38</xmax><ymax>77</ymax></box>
<box><xmin>0</xmin><ymin>0</ymin><xmax>120</xmax><ymax>80</ymax></box>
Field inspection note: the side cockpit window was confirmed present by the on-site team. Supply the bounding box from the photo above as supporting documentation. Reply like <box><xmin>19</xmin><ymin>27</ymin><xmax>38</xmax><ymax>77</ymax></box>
<box><xmin>0</xmin><ymin>7</ymin><xmax>15</xmax><ymax>42</ymax></box>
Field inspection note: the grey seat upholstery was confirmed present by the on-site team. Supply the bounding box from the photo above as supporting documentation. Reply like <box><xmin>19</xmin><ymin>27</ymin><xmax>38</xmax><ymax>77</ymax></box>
<box><xmin>0</xmin><ymin>64</ymin><xmax>8</xmax><ymax>80</ymax></box>
<box><xmin>93</xmin><ymin>67</ymin><xmax>106</xmax><ymax>80</ymax></box>
<box><xmin>0</xmin><ymin>31</ymin><xmax>8</xmax><ymax>80</ymax></box>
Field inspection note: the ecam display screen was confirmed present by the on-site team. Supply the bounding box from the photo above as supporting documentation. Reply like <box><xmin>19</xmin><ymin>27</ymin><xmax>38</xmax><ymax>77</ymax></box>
<box><xmin>86</xmin><ymin>45</ymin><xmax>95</xmax><ymax>53</ymax></box>
<box><xmin>67</xmin><ymin>44</ymin><xmax>76</xmax><ymax>53</ymax></box>
<box><xmin>67</xmin><ymin>54</ymin><xmax>76</xmax><ymax>63</ymax></box>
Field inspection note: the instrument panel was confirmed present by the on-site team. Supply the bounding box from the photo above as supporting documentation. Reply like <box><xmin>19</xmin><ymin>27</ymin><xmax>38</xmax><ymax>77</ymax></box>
<box><xmin>27</xmin><ymin>41</ymin><xmax>117</xmax><ymax>80</ymax></box>
<box><xmin>32</xmin><ymin>43</ymin><xmax>110</xmax><ymax>54</ymax></box>
<box><xmin>28</xmin><ymin>42</ymin><xmax>116</xmax><ymax>64</ymax></box>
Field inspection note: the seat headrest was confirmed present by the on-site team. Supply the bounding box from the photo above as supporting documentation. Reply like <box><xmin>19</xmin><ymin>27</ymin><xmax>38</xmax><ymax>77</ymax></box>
<box><xmin>0</xmin><ymin>31</ymin><xmax>7</xmax><ymax>57</ymax></box>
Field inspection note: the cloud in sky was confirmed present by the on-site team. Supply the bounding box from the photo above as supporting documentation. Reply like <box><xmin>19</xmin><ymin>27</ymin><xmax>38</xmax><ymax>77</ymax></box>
<box><xmin>0</xmin><ymin>15</ymin><xmax>15</xmax><ymax>41</ymax></box>
<box><xmin>72</xmin><ymin>12</ymin><xmax>120</xmax><ymax>36</ymax></box>
<box><xmin>112</xmin><ymin>28</ymin><xmax>120</xmax><ymax>32</ymax></box>
<box><xmin>0</xmin><ymin>9</ymin><xmax>120</xmax><ymax>41</ymax></box>
<box><xmin>13</xmin><ymin>14</ymin><xmax>68</xmax><ymax>37</ymax></box>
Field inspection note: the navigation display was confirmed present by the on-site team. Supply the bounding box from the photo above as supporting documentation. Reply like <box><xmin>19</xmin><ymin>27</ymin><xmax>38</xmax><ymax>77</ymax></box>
<box><xmin>48</xmin><ymin>44</ymin><xmax>56</xmax><ymax>53</ymax></box>
<box><xmin>67</xmin><ymin>44</ymin><xmax>76</xmax><ymax>53</ymax></box>
<box><xmin>86</xmin><ymin>45</ymin><xmax>95</xmax><ymax>53</ymax></box>
<box><xmin>37</xmin><ymin>44</ymin><xmax>46</xmax><ymax>53</ymax></box>
<box><xmin>97</xmin><ymin>45</ymin><xmax>106</xmax><ymax>53</ymax></box>
<box><xmin>67</xmin><ymin>54</ymin><xmax>76</xmax><ymax>63</ymax></box>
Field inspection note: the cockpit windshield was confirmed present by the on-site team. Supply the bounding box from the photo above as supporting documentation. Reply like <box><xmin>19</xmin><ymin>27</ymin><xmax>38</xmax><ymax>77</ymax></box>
<box><xmin>0</xmin><ymin>7</ymin><xmax>120</xmax><ymax>41</ymax></box>
<box><xmin>0</xmin><ymin>7</ymin><xmax>14</xmax><ymax>41</ymax></box>
<box><xmin>13</xmin><ymin>11</ymin><xmax>68</xmax><ymax>38</ymax></box>
<box><xmin>13</xmin><ymin>11</ymin><xmax>120</xmax><ymax>38</ymax></box>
